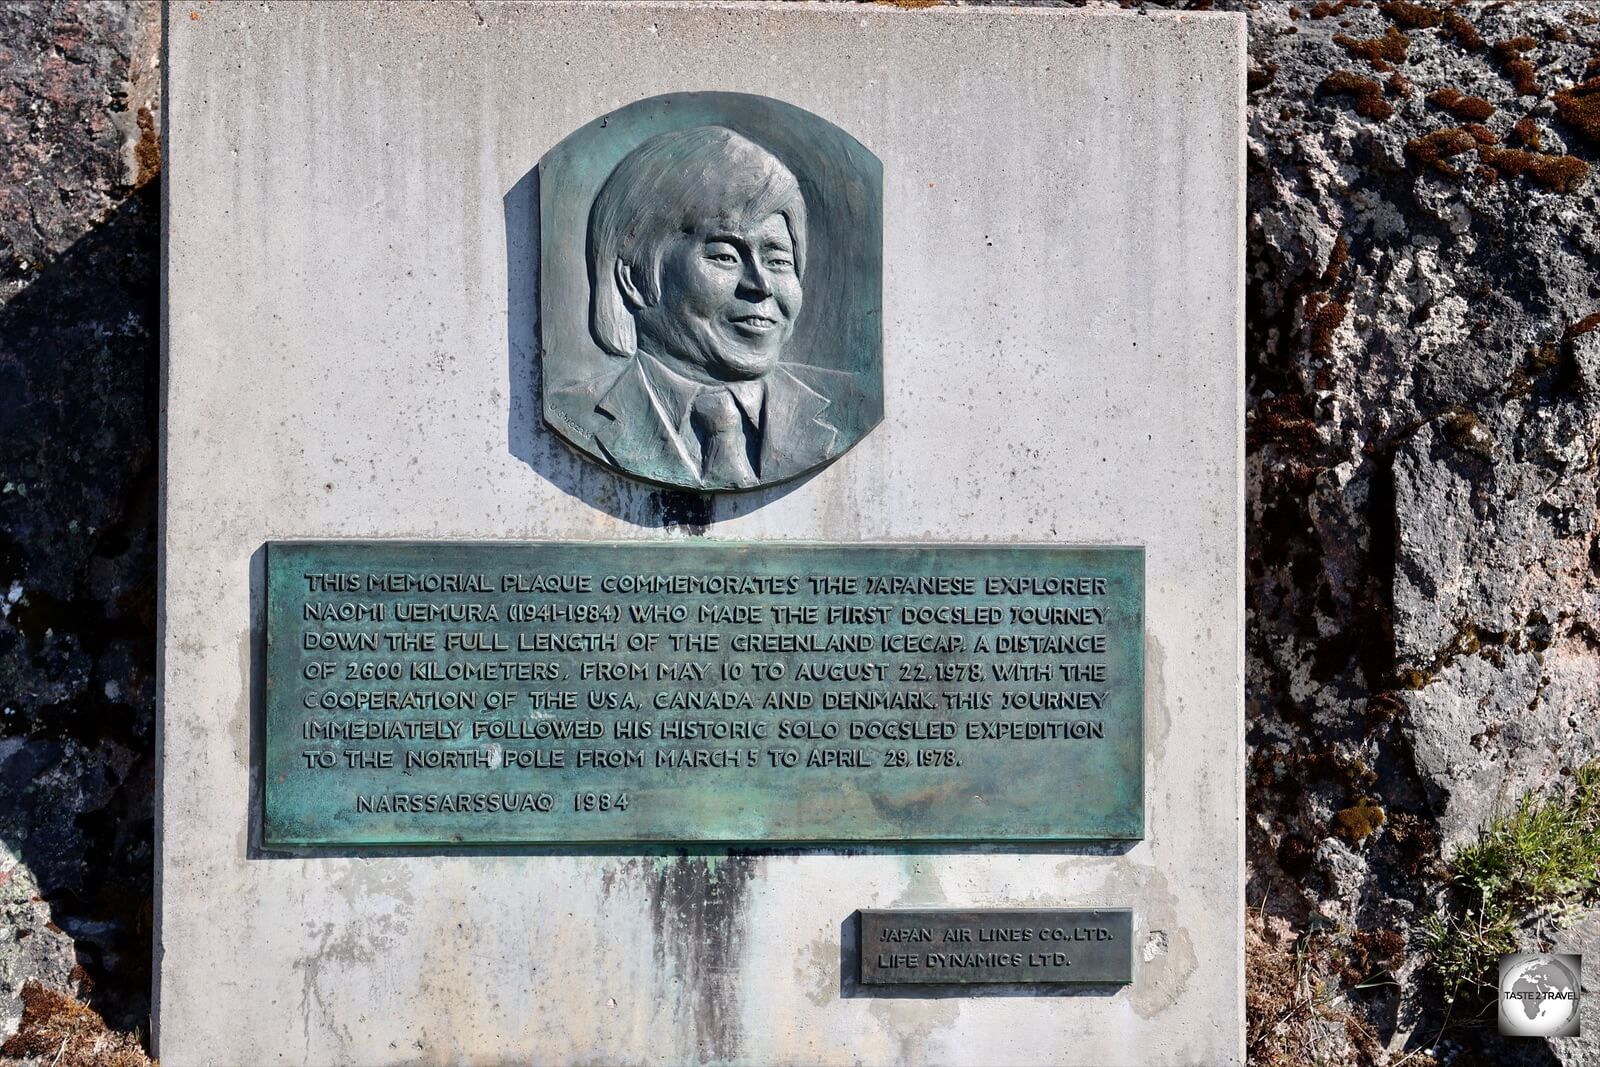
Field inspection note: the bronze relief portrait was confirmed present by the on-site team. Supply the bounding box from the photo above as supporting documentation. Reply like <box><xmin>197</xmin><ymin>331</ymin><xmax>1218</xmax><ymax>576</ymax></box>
<box><xmin>538</xmin><ymin>93</ymin><xmax>883</xmax><ymax>492</ymax></box>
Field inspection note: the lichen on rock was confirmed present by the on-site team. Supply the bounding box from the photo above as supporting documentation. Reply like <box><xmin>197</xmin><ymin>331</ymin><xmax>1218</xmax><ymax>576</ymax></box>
<box><xmin>1241</xmin><ymin>0</ymin><xmax>1600</xmax><ymax>1062</ymax></box>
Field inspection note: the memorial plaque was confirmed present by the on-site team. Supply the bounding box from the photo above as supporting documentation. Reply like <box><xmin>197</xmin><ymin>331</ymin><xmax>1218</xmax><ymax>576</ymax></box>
<box><xmin>858</xmin><ymin>909</ymin><xmax>1133</xmax><ymax>986</ymax></box>
<box><xmin>165</xmin><ymin>4</ymin><xmax>1245</xmax><ymax>1062</ymax></box>
<box><xmin>265</xmin><ymin>541</ymin><xmax>1142</xmax><ymax>846</ymax></box>
<box><xmin>539</xmin><ymin>92</ymin><xmax>883</xmax><ymax>492</ymax></box>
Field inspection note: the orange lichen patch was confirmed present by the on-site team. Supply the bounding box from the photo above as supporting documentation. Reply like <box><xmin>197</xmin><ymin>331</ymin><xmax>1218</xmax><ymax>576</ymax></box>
<box><xmin>134</xmin><ymin>106</ymin><xmax>161</xmax><ymax>187</ymax></box>
<box><xmin>1252</xmin><ymin>392</ymin><xmax>1322</xmax><ymax>455</ymax></box>
<box><xmin>1426</xmin><ymin>86</ymin><xmax>1495</xmax><ymax>121</ymax></box>
<box><xmin>1380</xmin><ymin>1</ymin><xmax>1441</xmax><ymax>29</ymax></box>
<box><xmin>1319</xmin><ymin>70</ymin><xmax>1394</xmax><ymax>120</ymax></box>
<box><xmin>1445</xmin><ymin>12</ymin><xmax>1484</xmax><ymax>51</ymax></box>
<box><xmin>1511</xmin><ymin>116</ymin><xmax>1544</xmax><ymax>149</ymax></box>
<box><xmin>1388</xmin><ymin>71</ymin><xmax>1414</xmax><ymax>96</ymax></box>
<box><xmin>1479</xmin><ymin>146</ymin><xmax>1591</xmax><ymax>193</ymax></box>
<box><xmin>1406</xmin><ymin>127</ymin><xmax>1480</xmax><ymax>175</ymax></box>
<box><xmin>0</xmin><ymin>981</ymin><xmax>152</xmax><ymax>1067</ymax></box>
<box><xmin>1250</xmin><ymin>62</ymin><xmax>1280</xmax><ymax>93</ymax></box>
<box><xmin>1305</xmin><ymin>294</ymin><xmax>1348</xmax><ymax>358</ymax></box>
<box><xmin>1566</xmin><ymin>312</ymin><xmax>1600</xmax><ymax>340</ymax></box>
<box><xmin>1323</xmin><ymin>234</ymin><xmax>1350</xmax><ymax>284</ymax></box>
<box><xmin>1494</xmin><ymin>36</ymin><xmax>1540</xmax><ymax>96</ymax></box>
<box><xmin>1554</xmin><ymin>79</ymin><xmax>1600</xmax><ymax>146</ymax></box>
<box><xmin>1332</xmin><ymin>797</ymin><xmax>1387</xmax><ymax>844</ymax></box>
<box><xmin>1335</xmin><ymin>25</ymin><xmax>1411</xmax><ymax>67</ymax></box>
<box><xmin>1464</xmin><ymin>122</ymin><xmax>1499</xmax><ymax>145</ymax></box>
<box><xmin>1504</xmin><ymin>60</ymin><xmax>1539</xmax><ymax>96</ymax></box>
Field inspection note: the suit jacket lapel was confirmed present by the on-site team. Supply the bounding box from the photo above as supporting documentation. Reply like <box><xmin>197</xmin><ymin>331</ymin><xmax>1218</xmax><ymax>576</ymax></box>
<box><xmin>760</xmin><ymin>364</ymin><xmax>839</xmax><ymax>476</ymax></box>
<box><xmin>592</xmin><ymin>358</ymin><xmax>699</xmax><ymax>484</ymax></box>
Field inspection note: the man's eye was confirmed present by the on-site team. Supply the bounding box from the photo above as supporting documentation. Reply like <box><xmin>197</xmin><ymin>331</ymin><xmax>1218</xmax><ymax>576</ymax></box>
<box><xmin>707</xmin><ymin>251</ymin><xmax>738</xmax><ymax>265</ymax></box>
<box><xmin>767</xmin><ymin>257</ymin><xmax>793</xmax><ymax>269</ymax></box>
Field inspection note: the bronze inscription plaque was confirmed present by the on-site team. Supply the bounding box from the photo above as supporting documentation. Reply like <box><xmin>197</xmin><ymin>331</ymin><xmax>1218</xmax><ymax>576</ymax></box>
<box><xmin>858</xmin><ymin>909</ymin><xmax>1134</xmax><ymax>985</ymax></box>
<box><xmin>263</xmin><ymin>541</ymin><xmax>1143</xmax><ymax>846</ymax></box>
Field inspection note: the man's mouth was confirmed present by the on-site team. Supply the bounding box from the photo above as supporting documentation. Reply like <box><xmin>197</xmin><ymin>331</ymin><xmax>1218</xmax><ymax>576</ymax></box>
<box><xmin>729</xmin><ymin>314</ymin><xmax>779</xmax><ymax>331</ymax></box>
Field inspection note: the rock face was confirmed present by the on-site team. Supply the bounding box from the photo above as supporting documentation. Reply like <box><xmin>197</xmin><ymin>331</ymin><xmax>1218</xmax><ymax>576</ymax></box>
<box><xmin>0</xmin><ymin>825</ymin><xmax>77</xmax><ymax>1043</ymax></box>
<box><xmin>0</xmin><ymin>0</ymin><xmax>160</xmax><ymax>1043</ymax></box>
<box><xmin>1242</xmin><ymin>0</ymin><xmax>1600</xmax><ymax>1062</ymax></box>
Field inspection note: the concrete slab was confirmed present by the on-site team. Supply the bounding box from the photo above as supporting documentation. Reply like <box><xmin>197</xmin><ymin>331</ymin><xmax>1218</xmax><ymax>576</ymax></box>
<box><xmin>160</xmin><ymin>3</ymin><xmax>1244</xmax><ymax>1063</ymax></box>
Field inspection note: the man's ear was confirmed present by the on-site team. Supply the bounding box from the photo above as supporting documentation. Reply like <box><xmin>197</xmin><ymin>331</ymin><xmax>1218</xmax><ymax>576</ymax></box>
<box><xmin>615</xmin><ymin>258</ymin><xmax>646</xmax><ymax>311</ymax></box>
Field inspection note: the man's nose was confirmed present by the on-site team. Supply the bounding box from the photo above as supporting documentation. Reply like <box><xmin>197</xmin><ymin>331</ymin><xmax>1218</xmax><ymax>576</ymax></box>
<box><xmin>736</xmin><ymin>257</ymin><xmax>773</xmax><ymax>301</ymax></box>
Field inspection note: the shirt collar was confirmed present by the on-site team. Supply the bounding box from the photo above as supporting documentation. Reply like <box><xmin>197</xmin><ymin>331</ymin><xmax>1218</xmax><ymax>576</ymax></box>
<box><xmin>635</xmin><ymin>350</ymin><xmax>766</xmax><ymax>433</ymax></box>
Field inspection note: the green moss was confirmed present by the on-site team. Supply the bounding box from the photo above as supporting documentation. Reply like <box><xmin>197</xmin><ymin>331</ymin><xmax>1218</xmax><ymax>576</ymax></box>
<box><xmin>1424</xmin><ymin>762</ymin><xmax>1600</xmax><ymax>1007</ymax></box>
<box><xmin>1440</xmin><ymin>407</ymin><xmax>1482</xmax><ymax>447</ymax></box>
<box><xmin>1332</xmin><ymin>797</ymin><xmax>1388</xmax><ymax>844</ymax></box>
<box><xmin>1397</xmin><ymin>620</ymin><xmax>1492</xmax><ymax>689</ymax></box>
<box><xmin>1397</xmin><ymin>668</ymin><xmax>1429</xmax><ymax>690</ymax></box>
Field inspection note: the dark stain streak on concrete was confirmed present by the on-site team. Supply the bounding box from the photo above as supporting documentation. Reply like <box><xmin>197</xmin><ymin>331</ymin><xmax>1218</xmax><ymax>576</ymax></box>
<box><xmin>643</xmin><ymin>854</ymin><xmax>759</xmax><ymax>1062</ymax></box>
<box><xmin>651</xmin><ymin>490</ymin><xmax>715</xmax><ymax>533</ymax></box>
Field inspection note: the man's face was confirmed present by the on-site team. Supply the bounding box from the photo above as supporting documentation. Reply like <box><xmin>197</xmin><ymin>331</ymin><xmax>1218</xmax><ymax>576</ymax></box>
<box><xmin>634</xmin><ymin>211</ymin><xmax>802</xmax><ymax>382</ymax></box>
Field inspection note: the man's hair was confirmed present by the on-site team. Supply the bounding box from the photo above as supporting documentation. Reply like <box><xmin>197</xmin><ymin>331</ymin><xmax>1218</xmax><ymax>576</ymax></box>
<box><xmin>588</xmin><ymin>125</ymin><xmax>808</xmax><ymax>358</ymax></box>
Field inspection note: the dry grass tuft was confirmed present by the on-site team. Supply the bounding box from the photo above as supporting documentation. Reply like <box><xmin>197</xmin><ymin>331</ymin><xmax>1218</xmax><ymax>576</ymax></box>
<box><xmin>0</xmin><ymin>981</ymin><xmax>152</xmax><ymax>1067</ymax></box>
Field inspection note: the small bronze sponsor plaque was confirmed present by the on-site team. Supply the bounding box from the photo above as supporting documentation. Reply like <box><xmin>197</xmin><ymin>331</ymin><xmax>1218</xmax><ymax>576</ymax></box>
<box><xmin>858</xmin><ymin>909</ymin><xmax>1133</xmax><ymax>985</ymax></box>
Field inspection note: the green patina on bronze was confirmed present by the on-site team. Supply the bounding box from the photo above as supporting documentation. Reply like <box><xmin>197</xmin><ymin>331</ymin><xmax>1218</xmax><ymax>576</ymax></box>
<box><xmin>538</xmin><ymin>93</ymin><xmax>884</xmax><ymax>492</ymax></box>
<box><xmin>264</xmin><ymin>541</ymin><xmax>1143</xmax><ymax>847</ymax></box>
<box><xmin>858</xmin><ymin>909</ymin><xmax>1134</xmax><ymax>985</ymax></box>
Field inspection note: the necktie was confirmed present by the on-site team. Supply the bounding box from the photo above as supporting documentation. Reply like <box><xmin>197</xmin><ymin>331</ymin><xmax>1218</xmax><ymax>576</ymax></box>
<box><xmin>690</xmin><ymin>388</ymin><xmax>758</xmax><ymax>489</ymax></box>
